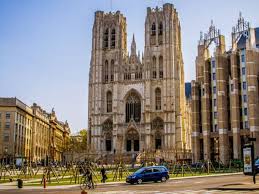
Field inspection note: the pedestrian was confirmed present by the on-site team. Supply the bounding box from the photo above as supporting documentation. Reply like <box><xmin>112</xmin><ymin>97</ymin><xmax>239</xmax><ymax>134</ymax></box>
<box><xmin>100</xmin><ymin>165</ymin><xmax>107</xmax><ymax>183</ymax></box>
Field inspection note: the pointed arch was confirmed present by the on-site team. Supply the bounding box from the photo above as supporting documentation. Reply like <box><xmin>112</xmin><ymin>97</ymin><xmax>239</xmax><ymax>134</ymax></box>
<box><xmin>151</xmin><ymin>22</ymin><xmax>156</xmax><ymax>36</ymax></box>
<box><xmin>125</xmin><ymin>90</ymin><xmax>141</xmax><ymax>123</ymax></box>
<box><xmin>155</xmin><ymin>88</ymin><xmax>162</xmax><ymax>110</ymax></box>
<box><xmin>152</xmin><ymin>56</ymin><xmax>157</xmax><ymax>79</ymax></box>
<box><xmin>159</xmin><ymin>22</ymin><xmax>163</xmax><ymax>35</ymax></box>
<box><xmin>111</xmin><ymin>28</ymin><xmax>116</xmax><ymax>49</ymax></box>
<box><xmin>104</xmin><ymin>60</ymin><xmax>109</xmax><ymax>83</ymax></box>
<box><xmin>110</xmin><ymin>59</ymin><xmax>114</xmax><ymax>81</ymax></box>
<box><xmin>102</xmin><ymin>119</ymin><xmax>113</xmax><ymax>151</ymax></box>
<box><xmin>151</xmin><ymin>117</ymin><xmax>164</xmax><ymax>150</ymax></box>
<box><xmin>103</xmin><ymin>28</ymin><xmax>109</xmax><ymax>49</ymax></box>
<box><xmin>159</xmin><ymin>56</ymin><xmax>163</xmax><ymax>78</ymax></box>
<box><xmin>106</xmin><ymin>91</ymin><xmax>112</xmax><ymax>113</ymax></box>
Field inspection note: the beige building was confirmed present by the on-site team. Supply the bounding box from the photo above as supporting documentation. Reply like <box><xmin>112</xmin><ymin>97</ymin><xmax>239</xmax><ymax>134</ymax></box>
<box><xmin>0</xmin><ymin>98</ymin><xmax>70</xmax><ymax>162</ymax></box>
<box><xmin>88</xmin><ymin>3</ymin><xmax>189</xmax><ymax>160</ymax></box>
<box><xmin>191</xmin><ymin>14</ymin><xmax>259</xmax><ymax>164</ymax></box>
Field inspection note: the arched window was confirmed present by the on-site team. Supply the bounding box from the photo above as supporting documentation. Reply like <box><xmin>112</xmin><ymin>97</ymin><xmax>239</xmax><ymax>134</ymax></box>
<box><xmin>126</xmin><ymin>92</ymin><xmax>141</xmax><ymax>123</ymax></box>
<box><xmin>151</xmin><ymin>22</ymin><xmax>156</xmax><ymax>36</ymax></box>
<box><xmin>159</xmin><ymin>56</ymin><xmax>163</xmax><ymax>78</ymax></box>
<box><xmin>155</xmin><ymin>88</ymin><xmax>161</xmax><ymax>110</ymax></box>
<box><xmin>111</xmin><ymin>28</ymin><xmax>116</xmax><ymax>49</ymax></box>
<box><xmin>159</xmin><ymin>22</ymin><xmax>163</xmax><ymax>35</ymax></box>
<box><xmin>103</xmin><ymin>28</ymin><xmax>109</xmax><ymax>49</ymax></box>
<box><xmin>107</xmin><ymin>91</ymin><xmax>112</xmax><ymax>113</ymax></box>
<box><xmin>103</xmin><ymin>119</ymin><xmax>113</xmax><ymax>151</ymax></box>
<box><xmin>152</xmin><ymin>56</ymin><xmax>157</xmax><ymax>79</ymax></box>
<box><xmin>110</xmin><ymin>60</ymin><xmax>114</xmax><ymax>81</ymax></box>
<box><xmin>104</xmin><ymin>60</ymin><xmax>109</xmax><ymax>83</ymax></box>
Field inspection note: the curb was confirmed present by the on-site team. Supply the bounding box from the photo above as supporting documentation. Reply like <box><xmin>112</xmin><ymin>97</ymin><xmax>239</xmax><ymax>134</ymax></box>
<box><xmin>0</xmin><ymin>172</ymin><xmax>243</xmax><ymax>190</ymax></box>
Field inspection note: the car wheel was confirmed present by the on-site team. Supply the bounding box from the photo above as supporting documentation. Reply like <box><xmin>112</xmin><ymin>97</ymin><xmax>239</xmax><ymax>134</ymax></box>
<box><xmin>161</xmin><ymin>176</ymin><xmax>167</xmax><ymax>182</ymax></box>
<box><xmin>130</xmin><ymin>182</ymin><xmax>134</xmax><ymax>185</ymax></box>
<box><xmin>137</xmin><ymin>179</ymin><xmax>142</xmax><ymax>184</ymax></box>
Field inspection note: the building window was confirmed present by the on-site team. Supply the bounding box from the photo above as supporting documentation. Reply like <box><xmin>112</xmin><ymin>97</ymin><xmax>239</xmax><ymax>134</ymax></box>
<box><xmin>212</xmin><ymin>73</ymin><xmax>216</xmax><ymax>80</ymax></box>
<box><xmin>103</xmin><ymin>28</ymin><xmax>109</xmax><ymax>49</ymax></box>
<box><xmin>111</xmin><ymin>28</ymin><xmax>116</xmax><ymax>49</ymax></box>
<box><xmin>158</xmin><ymin>22</ymin><xmax>163</xmax><ymax>35</ymax></box>
<box><xmin>231</xmin><ymin>84</ymin><xmax>234</xmax><ymax>92</ymax></box>
<box><xmin>241</xmin><ymin>54</ymin><xmax>245</xmax><ymax>63</ymax></box>
<box><xmin>151</xmin><ymin>22</ymin><xmax>156</xmax><ymax>36</ymax></box>
<box><xmin>107</xmin><ymin>91</ymin><xmax>112</xmax><ymax>113</ymax></box>
<box><xmin>202</xmin><ymin>88</ymin><xmax>205</xmax><ymax>96</ymax></box>
<box><xmin>215</xmin><ymin>124</ymin><xmax>218</xmax><ymax>131</ymax></box>
<box><xmin>244</xmin><ymin>95</ymin><xmax>247</xmax><ymax>103</ymax></box>
<box><xmin>155</xmin><ymin>88</ymin><xmax>161</xmax><ymax>110</ymax></box>
<box><xmin>244</xmin><ymin>108</ymin><xmax>248</xmax><ymax>116</ymax></box>
<box><xmin>6</xmin><ymin>113</ymin><xmax>10</xmax><ymax>119</ymax></box>
<box><xmin>242</xmin><ymin>67</ymin><xmax>246</xmax><ymax>75</ymax></box>
<box><xmin>214</xmin><ymin>112</ymin><xmax>218</xmax><ymax>119</ymax></box>
<box><xmin>159</xmin><ymin>56</ymin><xmax>163</xmax><ymax>78</ymax></box>
<box><xmin>243</xmin><ymin>82</ymin><xmax>247</xmax><ymax>90</ymax></box>
<box><xmin>213</xmin><ymin>99</ymin><xmax>217</xmax><ymax>107</ymax></box>
<box><xmin>212</xmin><ymin>61</ymin><xmax>216</xmax><ymax>68</ymax></box>
<box><xmin>3</xmin><ymin>135</ymin><xmax>9</xmax><ymax>142</ymax></box>
<box><xmin>110</xmin><ymin>60</ymin><xmax>114</xmax><ymax>82</ymax></box>
<box><xmin>244</xmin><ymin>121</ymin><xmax>248</xmax><ymax>129</ymax></box>
<box><xmin>125</xmin><ymin>92</ymin><xmax>141</xmax><ymax>123</ymax></box>
<box><xmin>5</xmin><ymin>122</ymin><xmax>10</xmax><ymax>129</ymax></box>
<box><xmin>213</xmin><ymin>86</ymin><xmax>216</xmax><ymax>94</ymax></box>
<box><xmin>104</xmin><ymin>60</ymin><xmax>109</xmax><ymax>83</ymax></box>
<box><xmin>152</xmin><ymin>56</ymin><xmax>157</xmax><ymax>79</ymax></box>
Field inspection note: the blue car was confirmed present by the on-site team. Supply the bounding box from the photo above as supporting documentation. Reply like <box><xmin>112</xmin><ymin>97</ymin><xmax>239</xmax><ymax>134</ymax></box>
<box><xmin>126</xmin><ymin>166</ymin><xmax>169</xmax><ymax>184</ymax></box>
<box><xmin>255</xmin><ymin>159</ymin><xmax>259</xmax><ymax>173</ymax></box>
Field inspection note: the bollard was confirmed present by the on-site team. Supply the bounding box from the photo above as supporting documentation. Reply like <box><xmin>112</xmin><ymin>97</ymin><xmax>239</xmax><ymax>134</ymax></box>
<box><xmin>81</xmin><ymin>190</ymin><xmax>87</xmax><ymax>194</ymax></box>
<box><xmin>43</xmin><ymin>174</ymin><xmax>46</xmax><ymax>188</ymax></box>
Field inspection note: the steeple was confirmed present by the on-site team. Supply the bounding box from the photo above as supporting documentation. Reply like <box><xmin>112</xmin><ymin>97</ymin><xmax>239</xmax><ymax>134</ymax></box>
<box><xmin>131</xmin><ymin>34</ymin><xmax>136</xmax><ymax>56</ymax></box>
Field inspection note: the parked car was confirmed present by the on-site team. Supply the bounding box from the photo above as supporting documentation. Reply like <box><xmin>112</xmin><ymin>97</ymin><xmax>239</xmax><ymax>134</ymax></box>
<box><xmin>126</xmin><ymin>166</ymin><xmax>169</xmax><ymax>184</ymax></box>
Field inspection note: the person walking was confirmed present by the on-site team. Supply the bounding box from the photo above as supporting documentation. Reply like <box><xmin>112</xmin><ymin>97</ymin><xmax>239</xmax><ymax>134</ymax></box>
<box><xmin>100</xmin><ymin>165</ymin><xmax>107</xmax><ymax>183</ymax></box>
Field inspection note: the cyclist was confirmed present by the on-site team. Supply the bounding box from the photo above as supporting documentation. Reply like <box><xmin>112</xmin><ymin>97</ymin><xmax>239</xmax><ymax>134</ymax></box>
<box><xmin>85</xmin><ymin>168</ymin><xmax>94</xmax><ymax>189</ymax></box>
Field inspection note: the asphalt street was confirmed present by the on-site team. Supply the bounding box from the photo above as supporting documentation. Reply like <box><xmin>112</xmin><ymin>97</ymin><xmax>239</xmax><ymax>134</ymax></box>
<box><xmin>1</xmin><ymin>174</ymin><xmax>259</xmax><ymax>194</ymax></box>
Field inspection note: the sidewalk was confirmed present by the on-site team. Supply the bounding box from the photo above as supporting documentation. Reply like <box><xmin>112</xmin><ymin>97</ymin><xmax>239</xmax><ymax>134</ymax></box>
<box><xmin>0</xmin><ymin>172</ymin><xmax>243</xmax><ymax>190</ymax></box>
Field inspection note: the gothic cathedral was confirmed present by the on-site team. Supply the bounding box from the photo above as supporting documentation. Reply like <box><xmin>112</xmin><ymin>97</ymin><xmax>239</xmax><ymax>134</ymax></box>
<box><xmin>88</xmin><ymin>3</ymin><xmax>187</xmax><ymax>160</ymax></box>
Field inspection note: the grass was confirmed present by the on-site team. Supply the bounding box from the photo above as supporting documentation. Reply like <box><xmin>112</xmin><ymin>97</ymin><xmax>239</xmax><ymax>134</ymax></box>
<box><xmin>0</xmin><ymin>166</ymin><xmax>242</xmax><ymax>187</ymax></box>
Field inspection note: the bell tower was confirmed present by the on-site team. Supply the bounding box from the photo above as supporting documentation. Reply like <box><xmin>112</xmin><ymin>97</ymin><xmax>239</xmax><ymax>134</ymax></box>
<box><xmin>89</xmin><ymin>11</ymin><xmax>127</xmax><ymax>153</ymax></box>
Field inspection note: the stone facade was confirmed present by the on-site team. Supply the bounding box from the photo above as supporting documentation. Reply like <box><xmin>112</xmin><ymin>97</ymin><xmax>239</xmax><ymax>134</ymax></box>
<box><xmin>88</xmin><ymin>3</ymin><xmax>188</xmax><ymax>160</ymax></box>
<box><xmin>0</xmin><ymin>97</ymin><xmax>70</xmax><ymax>162</ymax></box>
<box><xmin>191</xmin><ymin>14</ymin><xmax>259</xmax><ymax>164</ymax></box>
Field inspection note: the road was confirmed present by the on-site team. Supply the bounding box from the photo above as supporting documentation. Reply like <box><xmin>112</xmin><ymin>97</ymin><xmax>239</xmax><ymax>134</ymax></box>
<box><xmin>1</xmin><ymin>174</ymin><xmax>259</xmax><ymax>194</ymax></box>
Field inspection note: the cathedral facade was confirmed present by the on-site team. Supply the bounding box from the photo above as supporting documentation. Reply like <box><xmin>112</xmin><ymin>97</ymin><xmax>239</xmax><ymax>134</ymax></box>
<box><xmin>88</xmin><ymin>3</ymin><xmax>188</xmax><ymax>160</ymax></box>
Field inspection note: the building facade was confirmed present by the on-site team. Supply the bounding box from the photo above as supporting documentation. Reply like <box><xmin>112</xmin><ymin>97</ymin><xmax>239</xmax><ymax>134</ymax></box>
<box><xmin>191</xmin><ymin>14</ymin><xmax>259</xmax><ymax>164</ymax></box>
<box><xmin>88</xmin><ymin>3</ymin><xmax>189</xmax><ymax>160</ymax></box>
<box><xmin>0</xmin><ymin>98</ymin><xmax>70</xmax><ymax>162</ymax></box>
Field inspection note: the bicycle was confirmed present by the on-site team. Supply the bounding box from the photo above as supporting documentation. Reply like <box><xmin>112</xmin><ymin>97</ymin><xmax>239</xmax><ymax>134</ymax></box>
<box><xmin>80</xmin><ymin>175</ymin><xmax>97</xmax><ymax>190</ymax></box>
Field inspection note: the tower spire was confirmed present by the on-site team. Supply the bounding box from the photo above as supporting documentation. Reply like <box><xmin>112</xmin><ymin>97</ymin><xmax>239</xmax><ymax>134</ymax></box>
<box><xmin>131</xmin><ymin>34</ymin><xmax>136</xmax><ymax>55</ymax></box>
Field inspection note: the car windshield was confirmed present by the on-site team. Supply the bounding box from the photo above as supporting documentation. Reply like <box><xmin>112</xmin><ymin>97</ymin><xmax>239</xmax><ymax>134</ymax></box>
<box><xmin>133</xmin><ymin>168</ymin><xmax>145</xmax><ymax>174</ymax></box>
<box><xmin>255</xmin><ymin>159</ymin><xmax>259</xmax><ymax>165</ymax></box>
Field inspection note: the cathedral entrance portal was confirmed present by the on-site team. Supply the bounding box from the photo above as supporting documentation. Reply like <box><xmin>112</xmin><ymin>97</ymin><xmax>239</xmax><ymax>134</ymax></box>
<box><xmin>126</xmin><ymin>128</ymin><xmax>140</xmax><ymax>152</ymax></box>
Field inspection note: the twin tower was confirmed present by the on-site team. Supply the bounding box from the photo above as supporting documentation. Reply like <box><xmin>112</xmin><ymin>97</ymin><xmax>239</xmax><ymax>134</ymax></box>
<box><xmin>88</xmin><ymin>3</ymin><xmax>189</xmax><ymax>160</ymax></box>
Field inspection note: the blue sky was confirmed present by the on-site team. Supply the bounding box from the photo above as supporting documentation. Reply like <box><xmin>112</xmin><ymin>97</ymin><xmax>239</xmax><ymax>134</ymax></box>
<box><xmin>1</xmin><ymin>0</ymin><xmax>259</xmax><ymax>133</ymax></box>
